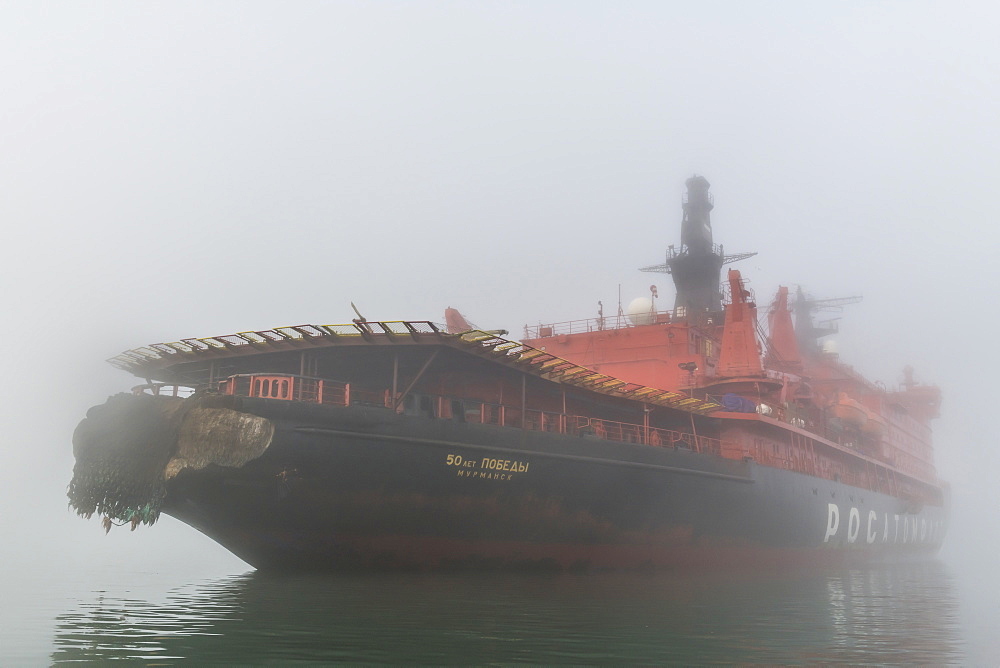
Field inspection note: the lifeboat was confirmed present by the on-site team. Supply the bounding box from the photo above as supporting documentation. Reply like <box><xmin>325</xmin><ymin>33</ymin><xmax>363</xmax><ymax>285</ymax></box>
<box><xmin>828</xmin><ymin>392</ymin><xmax>885</xmax><ymax>436</ymax></box>
<box><xmin>829</xmin><ymin>392</ymin><xmax>866</xmax><ymax>428</ymax></box>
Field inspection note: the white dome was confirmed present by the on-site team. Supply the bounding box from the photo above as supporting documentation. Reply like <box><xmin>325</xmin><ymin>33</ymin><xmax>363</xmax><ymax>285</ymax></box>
<box><xmin>627</xmin><ymin>297</ymin><xmax>655</xmax><ymax>326</ymax></box>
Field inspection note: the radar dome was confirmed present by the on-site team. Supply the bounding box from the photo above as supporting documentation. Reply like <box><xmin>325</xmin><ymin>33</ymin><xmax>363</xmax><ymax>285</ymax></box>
<box><xmin>627</xmin><ymin>297</ymin><xmax>655</xmax><ymax>326</ymax></box>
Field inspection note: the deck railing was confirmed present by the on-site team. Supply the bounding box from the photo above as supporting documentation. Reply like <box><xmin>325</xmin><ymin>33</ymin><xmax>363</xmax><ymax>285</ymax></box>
<box><xmin>523</xmin><ymin>311</ymin><xmax>673</xmax><ymax>339</ymax></box>
<box><xmin>210</xmin><ymin>373</ymin><xmax>722</xmax><ymax>454</ymax></box>
<box><xmin>205</xmin><ymin>373</ymin><xmax>936</xmax><ymax>504</ymax></box>
<box><xmin>216</xmin><ymin>374</ymin><xmax>352</xmax><ymax>406</ymax></box>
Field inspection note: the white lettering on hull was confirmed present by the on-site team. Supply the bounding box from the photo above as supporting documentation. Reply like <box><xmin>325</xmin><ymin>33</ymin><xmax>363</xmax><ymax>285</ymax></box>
<box><xmin>847</xmin><ymin>507</ymin><xmax>861</xmax><ymax>543</ymax></box>
<box><xmin>824</xmin><ymin>503</ymin><xmax>840</xmax><ymax>543</ymax></box>
<box><xmin>823</xmin><ymin>502</ymin><xmax>942</xmax><ymax>547</ymax></box>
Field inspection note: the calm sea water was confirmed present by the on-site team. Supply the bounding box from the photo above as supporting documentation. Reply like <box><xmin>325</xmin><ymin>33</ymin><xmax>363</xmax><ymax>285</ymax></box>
<box><xmin>4</xmin><ymin>555</ymin><xmax>993</xmax><ymax>665</ymax></box>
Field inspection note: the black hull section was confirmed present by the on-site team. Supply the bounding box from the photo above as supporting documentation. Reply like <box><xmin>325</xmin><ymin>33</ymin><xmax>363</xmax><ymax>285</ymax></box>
<box><xmin>164</xmin><ymin>399</ymin><xmax>947</xmax><ymax>571</ymax></box>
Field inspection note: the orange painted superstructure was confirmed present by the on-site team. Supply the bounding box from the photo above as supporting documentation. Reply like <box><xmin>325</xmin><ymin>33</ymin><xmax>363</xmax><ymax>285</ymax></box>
<box><xmin>524</xmin><ymin>317</ymin><xmax>717</xmax><ymax>392</ymax></box>
<box><xmin>523</xmin><ymin>176</ymin><xmax>944</xmax><ymax>507</ymax></box>
<box><xmin>715</xmin><ymin>270</ymin><xmax>763</xmax><ymax>379</ymax></box>
<box><xmin>765</xmin><ymin>286</ymin><xmax>802</xmax><ymax>372</ymax></box>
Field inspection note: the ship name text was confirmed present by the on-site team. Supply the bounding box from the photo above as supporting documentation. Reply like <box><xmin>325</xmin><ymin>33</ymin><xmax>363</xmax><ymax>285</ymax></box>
<box><xmin>445</xmin><ymin>453</ymin><xmax>531</xmax><ymax>481</ymax></box>
<box><xmin>823</xmin><ymin>503</ymin><xmax>944</xmax><ymax>546</ymax></box>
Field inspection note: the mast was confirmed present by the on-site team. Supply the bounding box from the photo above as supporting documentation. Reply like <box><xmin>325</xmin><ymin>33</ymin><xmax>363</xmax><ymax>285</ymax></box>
<box><xmin>670</xmin><ymin>176</ymin><xmax>724</xmax><ymax>316</ymax></box>
<box><xmin>640</xmin><ymin>176</ymin><xmax>756</xmax><ymax>320</ymax></box>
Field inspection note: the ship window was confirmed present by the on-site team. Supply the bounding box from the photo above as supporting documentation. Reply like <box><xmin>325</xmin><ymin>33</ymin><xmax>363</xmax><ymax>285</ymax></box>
<box><xmin>464</xmin><ymin>401</ymin><xmax>482</xmax><ymax>423</ymax></box>
<box><xmin>280</xmin><ymin>380</ymin><xmax>289</xmax><ymax>398</ymax></box>
<box><xmin>451</xmin><ymin>400</ymin><xmax>465</xmax><ymax>422</ymax></box>
<box><xmin>419</xmin><ymin>395</ymin><xmax>435</xmax><ymax>417</ymax></box>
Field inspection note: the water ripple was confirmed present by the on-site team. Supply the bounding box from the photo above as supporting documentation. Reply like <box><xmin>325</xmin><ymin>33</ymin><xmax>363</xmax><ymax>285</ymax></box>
<box><xmin>50</xmin><ymin>561</ymin><xmax>963</xmax><ymax>664</ymax></box>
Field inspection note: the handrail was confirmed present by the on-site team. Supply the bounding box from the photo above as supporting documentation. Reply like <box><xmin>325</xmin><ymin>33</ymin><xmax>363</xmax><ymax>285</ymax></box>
<box><xmin>524</xmin><ymin>311</ymin><xmax>673</xmax><ymax>339</ymax></box>
<box><xmin>109</xmin><ymin>320</ymin><xmax>446</xmax><ymax>370</ymax></box>
<box><xmin>209</xmin><ymin>373</ymin><xmax>938</xmax><ymax>504</ymax></box>
<box><xmin>217</xmin><ymin>373</ymin><xmax>351</xmax><ymax>406</ymax></box>
<box><xmin>213</xmin><ymin>373</ymin><xmax>719</xmax><ymax>452</ymax></box>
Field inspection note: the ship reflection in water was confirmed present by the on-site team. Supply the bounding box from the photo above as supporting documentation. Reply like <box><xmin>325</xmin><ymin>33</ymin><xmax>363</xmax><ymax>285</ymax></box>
<box><xmin>52</xmin><ymin>561</ymin><xmax>962</xmax><ymax>664</ymax></box>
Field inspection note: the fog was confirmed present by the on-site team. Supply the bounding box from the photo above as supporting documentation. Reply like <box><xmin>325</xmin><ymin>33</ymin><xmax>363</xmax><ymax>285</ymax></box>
<box><xmin>1</xmin><ymin>0</ymin><xmax>997</xmax><ymax>604</ymax></box>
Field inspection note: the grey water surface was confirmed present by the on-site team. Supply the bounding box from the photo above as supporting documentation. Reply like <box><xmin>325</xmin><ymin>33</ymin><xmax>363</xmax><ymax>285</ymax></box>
<box><xmin>4</xmin><ymin>558</ymin><xmax>987</xmax><ymax>665</ymax></box>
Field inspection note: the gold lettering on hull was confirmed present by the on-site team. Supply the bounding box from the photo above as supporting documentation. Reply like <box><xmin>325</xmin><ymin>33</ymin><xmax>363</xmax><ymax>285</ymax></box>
<box><xmin>457</xmin><ymin>469</ymin><xmax>513</xmax><ymax>481</ymax></box>
<box><xmin>444</xmin><ymin>453</ymin><xmax>531</xmax><ymax>481</ymax></box>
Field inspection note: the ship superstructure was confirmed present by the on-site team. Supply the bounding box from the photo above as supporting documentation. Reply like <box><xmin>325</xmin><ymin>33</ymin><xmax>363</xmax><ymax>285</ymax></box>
<box><xmin>523</xmin><ymin>177</ymin><xmax>943</xmax><ymax>507</ymax></box>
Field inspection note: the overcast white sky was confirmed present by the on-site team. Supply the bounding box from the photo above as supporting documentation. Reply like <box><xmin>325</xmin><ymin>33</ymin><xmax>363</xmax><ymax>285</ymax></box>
<box><xmin>1</xmin><ymin>1</ymin><xmax>997</xmax><ymax>572</ymax></box>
